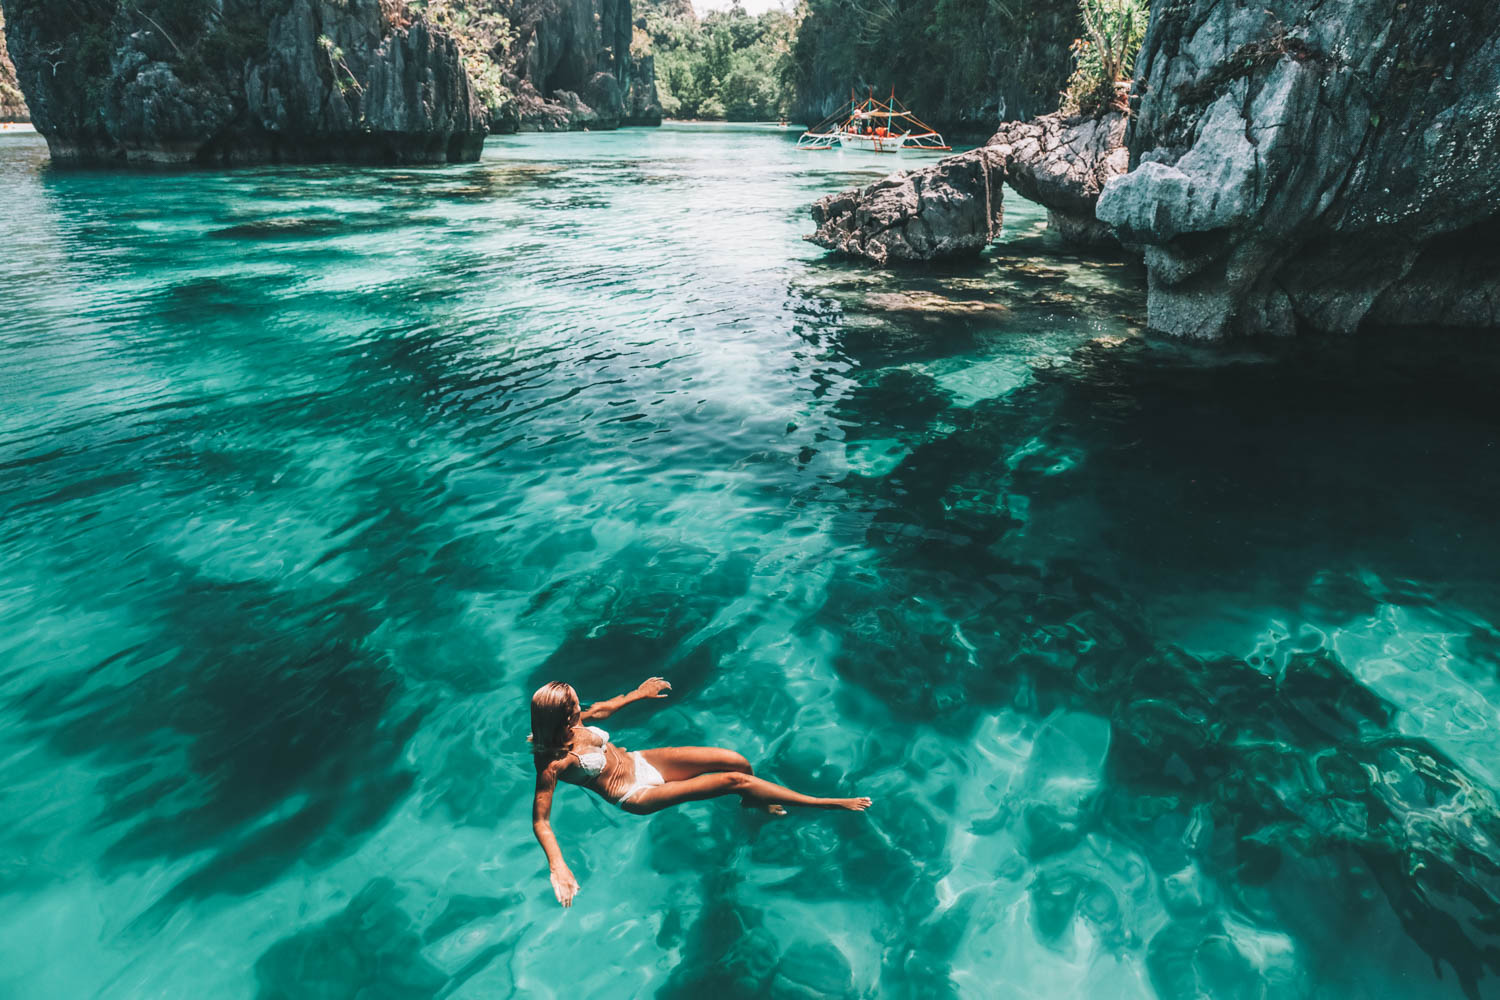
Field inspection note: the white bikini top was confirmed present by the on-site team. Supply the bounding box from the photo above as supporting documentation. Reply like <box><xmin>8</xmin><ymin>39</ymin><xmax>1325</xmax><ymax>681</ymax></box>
<box><xmin>562</xmin><ymin>726</ymin><xmax>610</xmax><ymax>781</ymax></box>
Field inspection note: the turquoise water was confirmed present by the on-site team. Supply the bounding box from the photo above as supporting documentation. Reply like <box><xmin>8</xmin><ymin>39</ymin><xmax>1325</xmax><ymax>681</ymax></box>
<box><xmin>1</xmin><ymin>121</ymin><xmax>1499</xmax><ymax>999</ymax></box>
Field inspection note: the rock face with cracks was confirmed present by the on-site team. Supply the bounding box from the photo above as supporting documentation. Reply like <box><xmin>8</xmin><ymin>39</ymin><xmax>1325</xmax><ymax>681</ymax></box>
<box><xmin>1096</xmin><ymin>0</ymin><xmax>1500</xmax><ymax>337</ymax></box>
<box><xmin>806</xmin><ymin>147</ymin><xmax>1006</xmax><ymax>265</ymax></box>
<box><xmin>503</xmin><ymin>0</ymin><xmax>661</xmax><ymax>131</ymax></box>
<box><xmin>805</xmin><ymin>112</ymin><xmax>1127</xmax><ymax>264</ymax></box>
<box><xmin>0</xmin><ymin>0</ymin><xmax>486</xmax><ymax>166</ymax></box>
<box><xmin>988</xmin><ymin>111</ymin><xmax>1128</xmax><ymax>248</ymax></box>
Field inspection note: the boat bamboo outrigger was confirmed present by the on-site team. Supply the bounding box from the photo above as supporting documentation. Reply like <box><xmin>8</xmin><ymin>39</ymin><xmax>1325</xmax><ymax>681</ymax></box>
<box><xmin>797</xmin><ymin>89</ymin><xmax>951</xmax><ymax>154</ymax></box>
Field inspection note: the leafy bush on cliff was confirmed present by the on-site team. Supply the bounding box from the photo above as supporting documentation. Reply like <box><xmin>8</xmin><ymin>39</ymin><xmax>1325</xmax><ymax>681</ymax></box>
<box><xmin>1060</xmin><ymin>0</ymin><xmax>1147</xmax><ymax>115</ymax></box>
<box><xmin>643</xmin><ymin>0</ymin><xmax>796</xmax><ymax>121</ymax></box>
<box><xmin>405</xmin><ymin>0</ymin><xmax>514</xmax><ymax>116</ymax></box>
<box><xmin>0</xmin><ymin>8</ymin><xmax>28</xmax><ymax>119</ymax></box>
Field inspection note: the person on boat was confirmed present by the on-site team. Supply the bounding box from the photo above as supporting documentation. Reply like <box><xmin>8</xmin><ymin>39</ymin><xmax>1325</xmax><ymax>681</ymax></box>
<box><xmin>529</xmin><ymin>678</ymin><xmax>872</xmax><ymax>906</ymax></box>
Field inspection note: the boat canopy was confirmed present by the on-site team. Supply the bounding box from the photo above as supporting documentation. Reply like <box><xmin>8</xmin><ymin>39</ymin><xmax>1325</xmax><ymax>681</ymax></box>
<box><xmin>797</xmin><ymin>91</ymin><xmax>951</xmax><ymax>152</ymax></box>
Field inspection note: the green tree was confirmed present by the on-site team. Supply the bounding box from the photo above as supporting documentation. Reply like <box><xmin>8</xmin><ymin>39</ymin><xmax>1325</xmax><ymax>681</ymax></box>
<box><xmin>1061</xmin><ymin>0</ymin><xmax>1148</xmax><ymax>115</ymax></box>
<box><xmin>642</xmin><ymin>0</ymin><xmax>799</xmax><ymax>121</ymax></box>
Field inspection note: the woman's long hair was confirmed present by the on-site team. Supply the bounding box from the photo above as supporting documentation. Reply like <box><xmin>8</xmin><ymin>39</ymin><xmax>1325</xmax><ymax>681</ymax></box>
<box><xmin>530</xmin><ymin>681</ymin><xmax>580</xmax><ymax>763</ymax></box>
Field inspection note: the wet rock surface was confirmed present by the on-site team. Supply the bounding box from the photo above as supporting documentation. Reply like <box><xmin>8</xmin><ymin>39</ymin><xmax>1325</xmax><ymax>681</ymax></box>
<box><xmin>0</xmin><ymin>0</ymin><xmax>486</xmax><ymax>165</ymax></box>
<box><xmin>1097</xmin><ymin>0</ymin><xmax>1500</xmax><ymax>337</ymax></box>
<box><xmin>988</xmin><ymin>111</ymin><xmax>1128</xmax><ymax>248</ymax></box>
<box><xmin>806</xmin><ymin>113</ymin><xmax>1127</xmax><ymax>264</ymax></box>
<box><xmin>806</xmin><ymin>148</ymin><xmax>1007</xmax><ymax>264</ymax></box>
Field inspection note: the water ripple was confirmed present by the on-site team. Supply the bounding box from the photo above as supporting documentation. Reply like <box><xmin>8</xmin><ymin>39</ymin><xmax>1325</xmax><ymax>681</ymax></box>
<box><xmin>1</xmin><ymin>124</ymin><xmax>1498</xmax><ymax>999</ymax></box>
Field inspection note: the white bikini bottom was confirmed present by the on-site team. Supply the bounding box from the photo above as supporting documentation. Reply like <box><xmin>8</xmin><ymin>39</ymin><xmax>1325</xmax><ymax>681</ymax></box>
<box><xmin>616</xmin><ymin>751</ymin><xmax>665</xmax><ymax>807</ymax></box>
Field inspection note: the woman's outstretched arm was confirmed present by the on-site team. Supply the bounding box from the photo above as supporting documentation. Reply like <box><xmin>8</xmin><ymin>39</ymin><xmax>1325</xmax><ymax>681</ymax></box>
<box><xmin>532</xmin><ymin>763</ymin><xmax>579</xmax><ymax>907</ymax></box>
<box><xmin>580</xmin><ymin>676</ymin><xmax>671</xmax><ymax>721</ymax></box>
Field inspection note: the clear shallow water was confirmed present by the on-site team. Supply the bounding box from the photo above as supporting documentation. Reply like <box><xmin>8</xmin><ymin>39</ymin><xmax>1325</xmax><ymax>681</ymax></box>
<box><xmin>1</xmin><ymin>121</ymin><xmax>1498</xmax><ymax>999</ymax></box>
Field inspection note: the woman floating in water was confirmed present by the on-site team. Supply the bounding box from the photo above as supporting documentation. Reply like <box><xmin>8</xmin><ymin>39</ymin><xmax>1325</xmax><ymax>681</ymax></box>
<box><xmin>530</xmin><ymin>679</ymin><xmax>871</xmax><ymax>906</ymax></box>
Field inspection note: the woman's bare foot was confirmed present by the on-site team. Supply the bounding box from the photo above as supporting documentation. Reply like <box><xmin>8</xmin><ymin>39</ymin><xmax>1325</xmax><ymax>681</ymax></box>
<box><xmin>826</xmin><ymin>796</ymin><xmax>871</xmax><ymax>811</ymax></box>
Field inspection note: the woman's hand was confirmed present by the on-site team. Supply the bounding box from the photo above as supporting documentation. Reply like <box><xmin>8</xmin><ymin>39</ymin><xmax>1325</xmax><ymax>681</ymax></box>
<box><xmin>582</xmin><ymin>678</ymin><xmax>671</xmax><ymax>721</ymax></box>
<box><xmin>636</xmin><ymin>676</ymin><xmax>671</xmax><ymax>699</ymax></box>
<box><xmin>550</xmin><ymin>866</ymin><xmax>580</xmax><ymax>907</ymax></box>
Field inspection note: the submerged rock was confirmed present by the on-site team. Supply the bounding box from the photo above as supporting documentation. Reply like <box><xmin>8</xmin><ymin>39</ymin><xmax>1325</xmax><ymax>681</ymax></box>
<box><xmin>0</xmin><ymin>0</ymin><xmax>486</xmax><ymax>166</ymax></box>
<box><xmin>863</xmin><ymin>291</ymin><xmax>1010</xmax><ymax>315</ymax></box>
<box><xmin>254</xmin><ymin>879</ymin><xmax>449</xmax><ymax>999</ymax></box>
<box><xmin>806</xmin><ymin>147</ymin><xmax>1006</xmax><ymax>264</ymax></box>
<box><xmin>1096</xmin><ymin>0</ymin><xmax>1500</xmax><ymax>337</ymax></box>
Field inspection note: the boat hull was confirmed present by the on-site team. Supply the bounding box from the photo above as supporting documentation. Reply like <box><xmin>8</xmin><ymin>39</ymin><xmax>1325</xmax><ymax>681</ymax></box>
<box><xmin>836</xmin><ymin>132</ymin><xmax>906</xmax><ymax>153</ymax></box>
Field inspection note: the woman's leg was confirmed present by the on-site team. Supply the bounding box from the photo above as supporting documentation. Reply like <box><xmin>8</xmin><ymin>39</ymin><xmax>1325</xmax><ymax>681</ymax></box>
<box><xmin>639</xmin><ymin>746</ymin><xmax>783</xmax><ymax>815</ymax></box>
<box><xmin>639</xmin><ymin>746</ymin><xmax>752</xmax><ymax>782</ymax></box>
<box><xmin>620</xmin><ymin>770</ymin><xmax>871</xmax><ymax>816</ymax></box>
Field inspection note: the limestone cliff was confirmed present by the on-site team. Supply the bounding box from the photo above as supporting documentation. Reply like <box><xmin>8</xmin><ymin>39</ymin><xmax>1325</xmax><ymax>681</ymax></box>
<box><xmin>1097</xmin><ymin>0</ymin><xmax>1500</xmax><ymax>337</ymax></box>
<box><xmin>792</xmin><ymin>0</ymin><xmax>1079</xmax><ymax>136</ymax></box>
<box><xmin>0</xmin><ymin>0</ymin><xmax>485</xmax><ymax>165</ymax></box>
<box><xmin>0</xmin><ymin>8</ymin><xmax>27</xmax><ymax>121</ymax></box>
<box><xmin>503</xmin><ymin>0</ymin><xmax>661</xmax><ymax>131</ymax></box>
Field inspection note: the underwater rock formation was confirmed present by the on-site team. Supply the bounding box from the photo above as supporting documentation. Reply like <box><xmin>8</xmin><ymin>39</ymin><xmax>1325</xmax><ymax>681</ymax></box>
<box><xmin>805</xmin><ymin>147</ymin><xmax>1006</xmax><ymax>265</ymax></box>
<box><xmin>0</xmin><ymin>0</ymin><xmax>486</xmax><ymax>165</ymax></box>
<box><xmin>1096</xmin><ymin>0</ymin><xmax>1500</xmax><ymax>337</ymax></box>
<box><xmin>504</xmin><ymin>0</ymin><xmax>661</xmax><ymax>131</ymax></box>
<box><xmin>988</xmin><ymin>111</ymin><xmax>1128</xmax><ymax>248</ymax></box>
<box><xmin>806</xmin><ymin>112</ymin><xmax>1125</xmax><ymax>263</ymax></box>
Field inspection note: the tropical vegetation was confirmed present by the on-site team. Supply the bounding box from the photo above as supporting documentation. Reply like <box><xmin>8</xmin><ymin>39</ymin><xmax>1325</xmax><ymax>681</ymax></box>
<box><xmin>1061</xmin><ymin>0</ymin><xmax>1148</xmax><ymax>114</ymax></box>
<box><xmin>641</xmin><ymin>0</ymin><xmax>799</xmax><ymax>121</ymax></box>
<box><xmin>402</xmin><ymin>1</ymin><xmax>515</xmax><ymax>116</ymax></box>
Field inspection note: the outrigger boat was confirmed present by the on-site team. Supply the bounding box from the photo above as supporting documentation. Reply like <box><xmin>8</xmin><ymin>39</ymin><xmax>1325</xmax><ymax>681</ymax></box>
<box><xmin>797</xmin><ymin>90</ymin><xmax>951</xmax><ymax>154</ymax></box>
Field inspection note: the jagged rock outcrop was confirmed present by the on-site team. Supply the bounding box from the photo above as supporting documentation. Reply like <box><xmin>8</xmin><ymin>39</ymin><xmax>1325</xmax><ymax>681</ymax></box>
<box><xmin>0</xmin><ymin>8</ymin><xmax>27</xmax><ymax>121</ymax></box>
<box><xmin>806</xmin><ymin>148</ymin><xmax>1006</xmax><ymax>264</ymax></box>
<box><xmin>806</xmin><ymin>112</ymin><xmax>1127</xmax><ymax>264</ymax></box>
<box><xmin>987</xmin><ymin>111</ymin><xmax>1128</xmax><ymax>248</ymax></box>
<box><xmin>1096</xmin><ymin>0</ymin><xmax>1500</xmax><ymax>337</ymax></box>
<box><xmin>0</xmin><ymin>0</ymin><xmax>485</xmax><ymax>165</ymax></box>
<box><xmin>504</xmin><ymin>0</ymin><xmax>661</xmax><ymax>131</ymax></box>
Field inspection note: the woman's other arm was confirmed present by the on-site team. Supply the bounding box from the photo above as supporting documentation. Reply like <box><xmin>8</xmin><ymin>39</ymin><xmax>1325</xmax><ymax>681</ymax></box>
<box><xmin>580</xmin><ymin>676</ymin><xmax>672</xmax><ymax>721</ymax></box>
<box><xmin>532</xmin><ymin>762</ymin><xmax>579</xmax><ymax>907</ymax></box>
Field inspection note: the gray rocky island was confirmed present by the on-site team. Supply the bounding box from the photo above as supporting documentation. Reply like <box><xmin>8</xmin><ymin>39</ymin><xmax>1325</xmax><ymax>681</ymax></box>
<box><xmin>1102</xmin><ymin>0</ymin><xmax>1500</xmax><ymax>337</ymax></box>
<box><xmin>808</xmin><ymin>0</ymin><xmax>1500</xmax><ymax>339</ymax></box>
